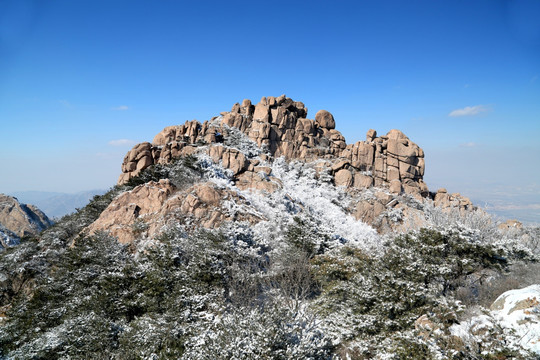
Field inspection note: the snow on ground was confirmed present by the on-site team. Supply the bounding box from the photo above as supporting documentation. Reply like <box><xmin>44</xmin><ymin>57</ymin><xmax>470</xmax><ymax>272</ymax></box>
<box><xmin>449</xmin><ymin>284</ymin><xmax>540</xmax><ymax>355</ymax></box>
<box><xmin>269</xmin><ymin>158</ymin><xmax>380</xmax><ymax>251</ymax></box>
<box><xmin>491</xmin><ymin>284</ymin><xmax>540</xmax><ymax>354</ymax></box>
<box><xmin>0</xmin><ymin>225</ymin><xmax>19</xmax><ymax>249</ymax></box>
<box><xmin>200</xmin><ymin>151</ymin><xmax>381</xmax><ymax>255</ymax></box>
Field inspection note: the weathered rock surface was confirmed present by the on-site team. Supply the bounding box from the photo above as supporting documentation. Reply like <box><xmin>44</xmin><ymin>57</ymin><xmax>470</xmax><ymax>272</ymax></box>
<box><xmin>498</xmin><ymin>219</ymin><xmax>523</xmax><ymax>230</ymax></box>
<box><xmin>87</xmin><ymin>179</ymin><xmax>262</xmax><ymax>244</ymax></box>
<box><xmin>433</xmin><ymin>188</ymin><xmax>473</xmax><ymax>211</ymax></box>
<box><xmin>86</xmin><ymin>179</ymin><xmax>175</xmax><ymax>244</ymax></box>
<box><xmin>0</xmin><ymin>194</ymin><xmax>53</xmax><ymax>247</ymax></box>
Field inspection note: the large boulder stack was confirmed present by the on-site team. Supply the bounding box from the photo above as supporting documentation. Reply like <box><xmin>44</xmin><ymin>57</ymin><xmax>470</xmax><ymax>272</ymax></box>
<box><xmin>333</xmin><ymin>128</ymin><xmax>427</xmax><ymax>197</ymax></box>
<box><xmin>117</xmin><ymin>95</ymin><xmax>428</xmax><ymax>198</ymax></box>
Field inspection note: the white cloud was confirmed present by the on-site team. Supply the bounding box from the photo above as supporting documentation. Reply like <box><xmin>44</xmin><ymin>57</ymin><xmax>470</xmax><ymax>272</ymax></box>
<box><xmin>449</xmin><ymin>105</ymin><xmax>490</xmax><ymax>117</ymax></box>
<box><xmin>108</xmin><ymin>139</ymin><xmax>136</xmax><ymax>147</ymax></box>
<box><xmin>112</xmin><ymin>105</ymin><xmax>129</xmax><ymax>111</ymax></box>
<box><xmin>459</xmin><ymin>142</ymin><xmax>477</xmax><ymax>148</ymax></box>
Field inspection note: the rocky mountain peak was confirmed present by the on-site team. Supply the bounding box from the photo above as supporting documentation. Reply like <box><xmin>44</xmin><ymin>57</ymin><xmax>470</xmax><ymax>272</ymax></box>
<box><xmin>79</xmin><ymin>96</ymin><xmax>475</xmax><ymax>244</ymax></box>
<box><xmin>118</xmin><ymin>95</ymin><xmax>429</xmax><ymax>199</ymax></box>
<box><xmin>3</xmin><ymin>98</ymin><xmax>538</xmax><ymax>360</ymax></box>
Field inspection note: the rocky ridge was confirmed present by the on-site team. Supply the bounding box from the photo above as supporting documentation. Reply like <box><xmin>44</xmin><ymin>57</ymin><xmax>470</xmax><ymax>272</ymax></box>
<box><xmin>90</xmin><ymin>96</ymin><xmax>475</xmax><ymax>244</ymax></box>
<box><xmin>118</xmin><ymin>95</ymin><xmax>429</xmax><ymax>198</ymax></box>
<box><xmin>0</xmin><ymin>194</ymin><xmax>53</xmax><ymax>248</ymax></box>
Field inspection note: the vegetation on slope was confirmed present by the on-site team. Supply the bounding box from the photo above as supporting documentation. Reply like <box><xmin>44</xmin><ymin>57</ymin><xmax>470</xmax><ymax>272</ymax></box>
<box><xmin>0</xmin><ymin>157</ymin><xmax>539</xmax><ymax>359</ymax></box>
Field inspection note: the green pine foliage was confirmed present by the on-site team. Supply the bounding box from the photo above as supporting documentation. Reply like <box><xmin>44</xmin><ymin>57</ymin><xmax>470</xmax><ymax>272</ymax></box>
<box><xmin>311</xmin><ymin>228</ymin><xmax>532</xmax><ymax>358</ymax></box>
<box><xmin>0</xmin><ymin>229</ymin><xmax>229</xmax><ymax>358</ymax></box>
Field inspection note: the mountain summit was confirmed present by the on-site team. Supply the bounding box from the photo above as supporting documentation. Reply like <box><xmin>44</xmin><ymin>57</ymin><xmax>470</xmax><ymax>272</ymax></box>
<box><xmin>119</xmin><ymin>95</ymin><xmax>429</xmax><ymax>197</ymax></box>
<box><xmin>87</xmin><ymin>96</ymin><xmax>473</xmax><ymax>244</ymax></box>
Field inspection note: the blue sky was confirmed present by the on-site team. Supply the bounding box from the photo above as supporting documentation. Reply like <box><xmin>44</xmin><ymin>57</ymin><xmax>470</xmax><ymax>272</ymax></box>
<box><xmin>1</xmin><ymin>0</ymin><xmax>539</xmax><ymax>222</ymax></box>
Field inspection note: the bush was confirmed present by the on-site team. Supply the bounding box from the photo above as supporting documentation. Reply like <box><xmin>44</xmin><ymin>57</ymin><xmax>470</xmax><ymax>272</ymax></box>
<box><xmin>0</xmin><ymin>228</ymin><xmax>228</xmax><ymax>358</ymax></box>
<box><xmin>125</xmin><ymin>155</ymin><xmax>203</xmax><ymax>189</ymax></box>
<box><xmin>312</xmin><ymin>228</ymin><xmax>516</xmax><ymax>357</ymax></box>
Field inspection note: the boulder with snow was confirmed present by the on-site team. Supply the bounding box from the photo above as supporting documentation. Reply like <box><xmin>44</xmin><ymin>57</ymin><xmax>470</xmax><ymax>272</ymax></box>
<box><xmin>490</xmin><ymin>284</ymin><xmax>540</xmax><ymax>355</ymax></box>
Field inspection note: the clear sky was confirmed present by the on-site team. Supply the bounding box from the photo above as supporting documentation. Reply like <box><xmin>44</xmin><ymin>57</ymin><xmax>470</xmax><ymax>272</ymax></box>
<box><xmin>1</xmin><ymin>0</ymin><xmax>539</xmax><ymax>222</ymax></box>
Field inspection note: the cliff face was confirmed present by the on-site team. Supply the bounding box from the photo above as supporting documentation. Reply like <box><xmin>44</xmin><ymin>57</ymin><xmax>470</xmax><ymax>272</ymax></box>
<box><xmin>118</xmin><ymin>95</ymin><xmax>428</xmax><ymax>198</ymax></box>
<box><xmin>0</xmin><ymin>194</ymin><xmax>53</xmax><ymax>248</ymax></box>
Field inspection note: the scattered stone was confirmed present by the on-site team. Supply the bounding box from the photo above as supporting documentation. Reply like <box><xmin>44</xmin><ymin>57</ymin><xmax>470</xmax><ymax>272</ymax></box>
<box><xmin>334</xmin><ymin>169</ymin><xmax>353</xmax><ymax>187</ymax></box>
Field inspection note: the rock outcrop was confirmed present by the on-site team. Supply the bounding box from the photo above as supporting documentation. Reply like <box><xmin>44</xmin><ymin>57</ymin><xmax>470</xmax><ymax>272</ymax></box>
<box><xmin>87</xmin><ymin>179</ymin><xmax>262</xmax><ymax>244</ymax></box>
<box><xmin>118</xmin><ymin>95</ymin><xmax>428</xmax><ymax>198</ymax></box>
<box><xmin>433</xmin><ymin>188</ymin><xmax>473</xmax><ymax>210</ymax></box>
<box><xmin>498</xmin><ymin>219</ymin><xmax>523</xmax><ymax>230</ymax></box>
<box><xmin>0</xmin><ymin>194</ymin><xmax>53</xmax><ymax>247</ymax></box>
<box><xmin>89</xmin><ymin>96</ymin><xmax>480</xmax><ymax>242</ymax></box>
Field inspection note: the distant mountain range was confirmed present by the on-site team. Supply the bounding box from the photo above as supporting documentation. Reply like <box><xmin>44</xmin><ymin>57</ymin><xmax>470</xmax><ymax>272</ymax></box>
<box><xmin>9</xmin><ymin>190</ymin><xmax>107</xmax><ymax>219</ymax></box>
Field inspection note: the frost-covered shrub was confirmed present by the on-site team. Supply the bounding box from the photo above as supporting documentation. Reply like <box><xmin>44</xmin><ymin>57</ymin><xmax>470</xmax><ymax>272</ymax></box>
<box><xmin>523</xmin><ymin>226</ymin><xmax>540</xmax><ymax>254</ymax></box>
<box><xmin>423</xmin><ymin>203</ymin><xmax>499</xmax><ymax>244</ymax></box>
<box><xmin>183</xmin><ymin>303</ymin><xmax>335</xmax><ymax>360</ymax></box>
<box><xmin>385</xmin><ymin>207</ymin><xmax>403</xmax><ymax>223</ymax></box>
<box><xmin>0</xmin><ymin>184</ymin><xmax>130</xmax><ymax>313</ymax></box>
<box><xmin>0</xmin><ymin>228</ymin><xmax>235</xmax><ymax>359</ymax></box>
<box><xmin>0</xmin><ymin>237</ymin><xmax>42</xmax><ymax>307</ymax></box>
<box><xmin>117</xmin><ymin>314</ymin><xmax>186</xmax><ymax>359</ymax></box>
<box><xmin>222</xmin><ymin>124</ymin><xmax>263</xmax><ymax>158</ymax></box>
<box><xmin>502</xmin><ymin>224</ymin><xmax>540</xmax><ymax>256</ymax></box>
<box><xmin>0</xmin><ymin>232</ymin><xmax>134</xmax><ymax>358</ymax></box>
<box><xmin>311</xmin><ymin>228</ymin><xmax>514</xmax><ymax>357</ymax></box>
<box><xmin>285</xmin><ymin>216</ymin><xmax>331</xmax><ymax>257</ymax></box>
<box><xmin>125</xmin><ymin>155</ymin><xmax>203</xmax><ymax>189</ymax></box>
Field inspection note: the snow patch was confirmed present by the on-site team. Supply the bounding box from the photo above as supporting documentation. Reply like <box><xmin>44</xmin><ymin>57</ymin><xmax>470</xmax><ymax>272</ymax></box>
<box><xmin>491</xmin><ymin>284</ymin><xmax>540</xmax><ymax>354</ymax></box>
